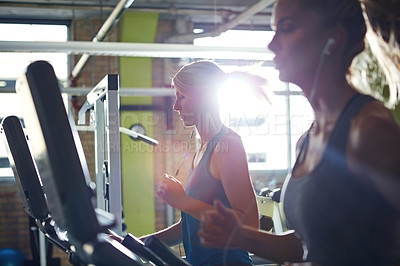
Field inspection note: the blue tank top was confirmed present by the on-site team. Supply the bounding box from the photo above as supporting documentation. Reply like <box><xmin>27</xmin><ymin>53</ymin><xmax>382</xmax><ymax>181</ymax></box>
<box><xmin>283</xmin><ymin>93</ymin><xmax>400</xmax><ymax>265</ymax></box>
<box><xmin>182</xmin><ymin>126</ymin><xmax>252</xmax><ymax>266</ymax></box>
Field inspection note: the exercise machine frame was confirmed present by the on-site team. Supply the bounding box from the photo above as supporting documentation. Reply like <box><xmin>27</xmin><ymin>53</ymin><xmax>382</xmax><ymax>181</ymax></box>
<box><xmin>78</xmin><ymin>74</ymin><xmax>123</xmax><ymax>235</ymax></box>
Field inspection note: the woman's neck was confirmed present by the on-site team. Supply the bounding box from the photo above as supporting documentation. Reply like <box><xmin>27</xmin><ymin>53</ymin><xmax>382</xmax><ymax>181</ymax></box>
<box><xmin>196</xmin><ymin>116</ymin><xmax>223</xmax><ymax>144</ymax></box>
<box><xmin>312</xmin><ymin>83</ymin><xmax>358</xmax><ymax>130</ymax></box>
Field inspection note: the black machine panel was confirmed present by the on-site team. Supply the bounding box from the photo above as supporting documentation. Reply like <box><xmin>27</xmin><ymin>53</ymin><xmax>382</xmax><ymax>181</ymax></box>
<box><xmin>14</xmin><ymin>61</ymin><xmax>143</xmax><ymax>265</ymax></box>
<box><xmin>10</xmin><ymin>60</ymin><xmax>191</xmax><ymax>266</ymax></box>
<box><xmin>0</xmin><ymin>115</ymin><xmax>49</xmax><ymax>220</ymax></box>
<box><xmin>16</xmin><ymin>60</ymin><xmax>99</xmax><ymax>242</ymax></box>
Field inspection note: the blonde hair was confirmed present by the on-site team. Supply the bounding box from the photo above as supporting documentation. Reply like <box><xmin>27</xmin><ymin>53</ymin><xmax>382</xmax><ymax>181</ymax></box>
<box><xmin>172</xmin><ymin>60</ymin><xmax>271</xmax><ymax>104</ymax></box>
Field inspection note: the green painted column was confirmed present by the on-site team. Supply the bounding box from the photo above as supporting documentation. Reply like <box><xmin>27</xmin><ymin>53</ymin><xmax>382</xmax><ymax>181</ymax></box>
<box><xmin>119</xmin><ymin>12</ymin><xmax>159</xmax><ymax>236</ymax></box>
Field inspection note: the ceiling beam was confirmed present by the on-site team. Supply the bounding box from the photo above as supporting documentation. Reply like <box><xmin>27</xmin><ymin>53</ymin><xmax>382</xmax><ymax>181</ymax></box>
<box><xmin>0</xmin><ymin>41</ymin><xmax>274</xmax><ymax>60</ymax></box>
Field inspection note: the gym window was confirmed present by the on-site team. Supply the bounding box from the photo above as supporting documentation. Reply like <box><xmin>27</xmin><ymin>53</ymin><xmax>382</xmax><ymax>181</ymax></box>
<box><xmin>0</xmin><ymin>22</ymin><xmax>68</xmax><ymax>179</ymax></box>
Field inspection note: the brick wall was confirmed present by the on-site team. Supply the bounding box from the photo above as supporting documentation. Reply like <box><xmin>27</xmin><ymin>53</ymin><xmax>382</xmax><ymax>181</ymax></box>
<box><xmin>0</xmin><ymin>180</ymin><xmax>30</xmax><ymax>257</ymax></box>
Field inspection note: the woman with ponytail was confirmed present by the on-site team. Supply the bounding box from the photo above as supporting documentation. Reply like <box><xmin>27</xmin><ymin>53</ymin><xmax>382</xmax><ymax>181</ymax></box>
<box><xmin>141</xmin><ymin>60</ymin><xmax>270</xmax><ymax>266</ymax></box>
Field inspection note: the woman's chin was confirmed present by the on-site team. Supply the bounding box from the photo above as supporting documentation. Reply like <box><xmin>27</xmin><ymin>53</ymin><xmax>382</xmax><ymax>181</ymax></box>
<box><xmin>181</xmin><ymin>117</ymin><xmax>194</xmax><ymax>127</ymax></box>
<box><xmin>181</xmin><ymin>120</ymin><xmax>195</xmax><ymax>127</ymax></box>
<box><xmin>278</xmin><ymin>72</ymin><xmax>290</xmax><ymax>83</ymax></box>
<box><xmin>278</xmin><ymin>70</ymin><xmax>302</xmax><ymax>85</ymax></box>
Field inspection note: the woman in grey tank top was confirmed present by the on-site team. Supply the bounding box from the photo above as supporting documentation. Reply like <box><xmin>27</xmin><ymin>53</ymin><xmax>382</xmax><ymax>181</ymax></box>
<box><xmin>139</xmin><ymin>60</ymin><xmax>271</xmax><ymax>265</ymax></box>
<box><xmin>199</xmin><ymin>0</ymin><xmax>400</xmax><ymax>265</ymax></box>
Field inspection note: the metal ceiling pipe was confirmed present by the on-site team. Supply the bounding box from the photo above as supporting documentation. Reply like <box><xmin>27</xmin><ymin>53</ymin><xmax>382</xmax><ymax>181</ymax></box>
<box><xmin>167</xmin><ymin>0</ymin><xmax>275</xmax><ymax>43</ymax></box>
<box><xmin>0</xmin><ymin>40</ymin><xmax>274</xmax><ymax>60</ymax></box>
<box><xmin>70</xmin><ymin>0</ymin><xmax>135</xmax><ymax>83</ymax></box>
<box><xmin>0</xmin><ymin>2</ymin><xmax>254</xmax><ymax>20</ymax></box>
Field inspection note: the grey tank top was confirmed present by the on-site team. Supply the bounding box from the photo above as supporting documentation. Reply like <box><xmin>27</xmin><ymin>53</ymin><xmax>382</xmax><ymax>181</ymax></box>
<box><xmin>283</xmin><ymin>93</ymin><xmax>400</xmax><ymax>265</ymax></box>
<box><xmin>181</xmin><ymin>126</ymin><xmax>252</xmax><ymax>266</ymax></box>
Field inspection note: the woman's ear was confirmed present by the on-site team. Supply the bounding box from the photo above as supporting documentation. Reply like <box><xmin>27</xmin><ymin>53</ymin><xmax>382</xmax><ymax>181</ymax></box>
<box><xmin>323</xmin><ymin>38</ymin><xmax>336</xmax><ymax>56</ymax></box>
<box><xmin>326</xmin><ymin>27</ymin><xmax>347</xmax><ymax>55</ymax></box>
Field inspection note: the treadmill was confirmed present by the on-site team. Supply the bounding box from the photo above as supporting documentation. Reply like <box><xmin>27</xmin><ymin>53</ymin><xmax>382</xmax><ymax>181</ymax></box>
<box><xmin>9</xmin><ymin>60</ymin><xmax>189</xmax><ymax>265</ymax></box>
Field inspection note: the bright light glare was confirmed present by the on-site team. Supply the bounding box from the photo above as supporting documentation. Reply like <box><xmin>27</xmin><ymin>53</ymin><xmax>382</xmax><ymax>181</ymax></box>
<box><xmin>219</xmin><ymin>78</ymin><xmax>257</xmax><ymax>114</ymax></box>
<box><xmin>193</xmin><ymin>28</ymin><xmax>204</xmax><ymax>34</ymax></box>
<box><xmin>0</xmin><ymin>23</ymin><xmax>68</xmax><ymax>80</ymax></box>
<box><xmin>218</xmin><ymin>77</ymin><xmax>269</xmax><ymax>125</ymax></box>
<box><xmin>194</xmin><ymin>30</ymin><xmax>274</xmax><ymax>48</ymax></box>
<box><xmin>0</xmin><ymin>24</ymin><xmax>67</xmax><ymax>42</ymax></box>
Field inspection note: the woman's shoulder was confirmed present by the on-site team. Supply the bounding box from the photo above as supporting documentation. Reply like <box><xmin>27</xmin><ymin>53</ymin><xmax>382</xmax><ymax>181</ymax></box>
<box><xmin>215</xmin><ymin>129</ymin><xmax>243</xmax><ymax>150</ymax></box>
<box><xmin>348</xmin><ymin>99</ymin><xmax>400</xmax><ymax>211</ymax></box>
<box><xmin>351</xmin><ymin>99</ymin><xmax>400</xmax><ymax>139</ymax></box>
<box><xmin>349</xmin><ymin>99</ymin><xmax>400</xmax><ymax>162</ymax></box>
<box><xmin>209</xmin><ymin>128</ymin><xmax>249</xmax><ymax>179</ymax></box>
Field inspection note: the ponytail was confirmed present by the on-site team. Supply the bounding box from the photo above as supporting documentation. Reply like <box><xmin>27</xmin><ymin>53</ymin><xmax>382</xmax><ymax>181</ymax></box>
<box><xmin>225</xmin><ymin>71</ymin><xmax>272</xmax><ymax>104</ymax></box>
<box><xmin>173</xmin><ymin>60</ymin><xmax>273</xmax><ymax>105</ymax></box>
<box><xmin>361</xmin><ymin>0</ymin><xmax>400</xmax><ymax>108</ymax></box>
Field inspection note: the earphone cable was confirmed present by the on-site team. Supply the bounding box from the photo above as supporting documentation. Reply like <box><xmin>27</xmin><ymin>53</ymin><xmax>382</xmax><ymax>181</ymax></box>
<box><xmin>174</xmin><ymin>128</ymin><xmax>195</xmax><ymax>177</ymax></box>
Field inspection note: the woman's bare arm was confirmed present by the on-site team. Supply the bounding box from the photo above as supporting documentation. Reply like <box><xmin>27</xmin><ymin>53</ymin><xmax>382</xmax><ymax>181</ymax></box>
<box><xmin>212</xmin><ymin>135</ymin><xmax>260</xmax><ymax>228</ymax></box>
<box><xmin>140</xmin><ymin>219</ymin><xmax>182</xmax><ymax>247</ymax></box>
<box><xmin>198</xmin><ymin>200</ymin><xmax>303</xmax><ymax>264</ymax></box>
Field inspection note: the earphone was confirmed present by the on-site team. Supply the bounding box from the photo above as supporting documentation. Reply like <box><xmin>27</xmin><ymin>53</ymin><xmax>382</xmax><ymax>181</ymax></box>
<box><xmin>322</xmin><ymin>37</ymin><xmax>336</xmax><ymax>56</ymax></box>
<box><xmin>309</xmin><ymin>37</ymin><xmax>336</xmax><ymax>102</ymax></box>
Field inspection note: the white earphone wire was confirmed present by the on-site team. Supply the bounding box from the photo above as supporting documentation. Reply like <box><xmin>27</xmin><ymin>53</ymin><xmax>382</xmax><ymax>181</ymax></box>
<box><xmin>309</xmin><ymin>38</ymin><xmax>335</xmax><ymax>102</ymax></box>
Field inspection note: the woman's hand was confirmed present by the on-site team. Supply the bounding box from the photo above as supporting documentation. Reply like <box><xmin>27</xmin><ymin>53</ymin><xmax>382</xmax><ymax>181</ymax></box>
<box><xmin>198</xmin><ymin>200</ymin><xmax>243</xmax><ymax>248</ymax></box>
<box><xmin>157</xmin><ymin>174</ymin><xmax>188</xmax><ymax>210</ymax></box>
